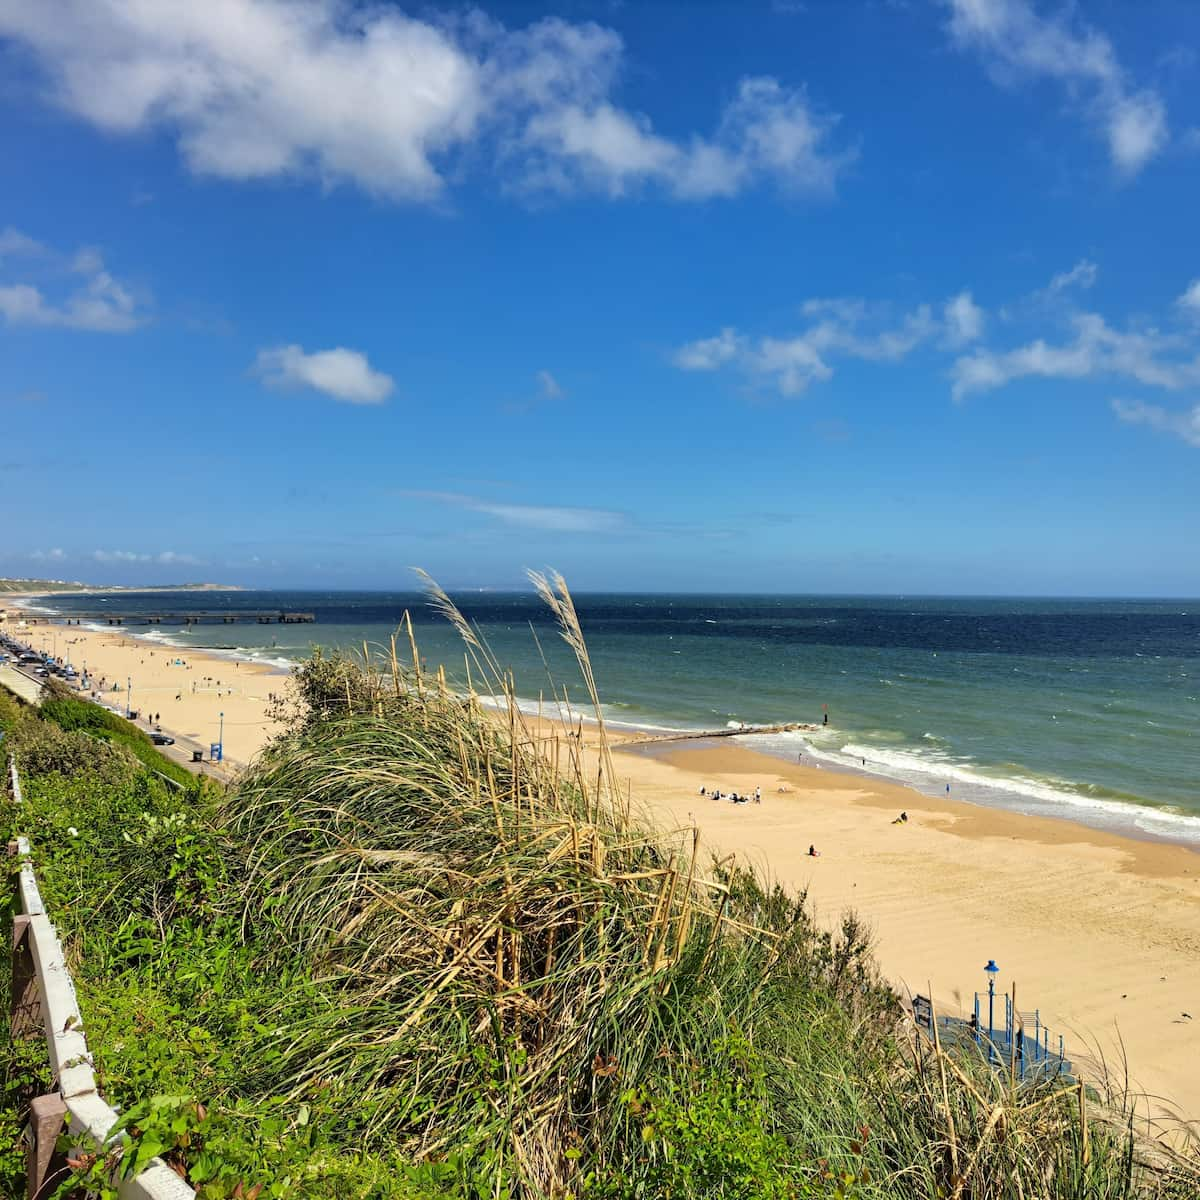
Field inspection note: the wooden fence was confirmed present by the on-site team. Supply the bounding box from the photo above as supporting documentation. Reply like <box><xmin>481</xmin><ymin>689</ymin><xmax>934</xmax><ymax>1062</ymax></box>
<box><xmin>6</xmin><ymin>756</ymin><xmax>195</xmax><ymax>1199</ymax></box>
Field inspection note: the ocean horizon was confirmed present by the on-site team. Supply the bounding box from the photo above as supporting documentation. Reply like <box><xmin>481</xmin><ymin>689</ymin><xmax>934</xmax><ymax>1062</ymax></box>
<box><xmin>19</xmin><ymin>588</ymin><xmax>1200</xmax><ymax>847</ymax></box>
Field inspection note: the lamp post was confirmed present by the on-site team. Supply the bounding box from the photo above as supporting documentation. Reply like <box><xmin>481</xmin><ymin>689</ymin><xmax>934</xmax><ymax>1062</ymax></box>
<box><xmin>126</xmin><ymin>676</ymin><xmax>132</xmax><ymax>719</ymax></box>
<box><xmin>218</xmin><ymin>711</ymin><xmax>224</xmax><ymax>764</ymax></box>
<box><xmin>984</xmin><ymin>959</ymin><xmax>1000</xmax><ymax>1056</ymax></box>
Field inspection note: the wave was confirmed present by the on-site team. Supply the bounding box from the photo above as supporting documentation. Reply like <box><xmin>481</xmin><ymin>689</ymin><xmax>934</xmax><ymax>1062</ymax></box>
<box><xmin>7</xmin><ymin>597</ymin><xmax>62</xmax><ymax>616</ymax></box>
<box><xmin>474</xmin><ymin>693</ymin><xmax>696</xmax><ymax>736</ymax></box>
<box><xmin>740</xmin><ymin>729</ymin><xmax>1200</xmax><ymax>846</ymax></box>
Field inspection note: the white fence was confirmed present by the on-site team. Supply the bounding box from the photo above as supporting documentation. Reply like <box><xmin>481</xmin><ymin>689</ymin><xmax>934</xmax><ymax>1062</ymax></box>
<box><xmin>7</xmin><ymin>756</ymin><xmax>195</xmax><ymax>1200</ymax></box>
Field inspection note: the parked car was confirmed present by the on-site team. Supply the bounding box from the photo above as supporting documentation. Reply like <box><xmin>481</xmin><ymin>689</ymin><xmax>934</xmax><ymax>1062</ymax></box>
<box><xmin>149</xmin><ymin>732</ymin><xmax>175</xmax><ymax>746</ymax></box>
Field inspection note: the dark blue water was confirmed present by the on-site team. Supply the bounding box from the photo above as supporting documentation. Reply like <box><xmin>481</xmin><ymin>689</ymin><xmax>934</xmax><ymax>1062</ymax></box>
<box><xmin>29</xmin><ymin>590</ymin><xmax>1200</xmax><ymax>843</ymax></box>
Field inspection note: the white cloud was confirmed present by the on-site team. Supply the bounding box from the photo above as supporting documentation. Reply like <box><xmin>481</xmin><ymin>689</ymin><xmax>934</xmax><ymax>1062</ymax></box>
<box><xmin>31</xmin><ymin>548</ymin><xmax>65</xmax><ymax>562</ymax></box>
<box><xmin>0</xmin><ymin>2</ymin><xmax>850</xmax><ymax>205</ymax></box>
<box><xmin>1106</xmin><ymin>92</ymin><xmax>1169</xmax><ymax>176</ymax></box>
<box><xmin>71</xmin><ymin>246</ymin><xmax>105</xmax><ymax>276</ymax></box>
<box><xmin>404</xmin><ymin>489</ymin><xmax>625</xmax><ymax>533</ymax></box>
<box><xmin>1177</xmin><ymin>280</ymin><xmax>1200</xmax><ymax>316</ymax></box>
<box><xmin>672</xmin><ymin>328</ymin><xmax>743</xmax><ymax>371</ymax></box>
<box><xmin>1047</xmin><ymin>260</ymin><xmax>1098</xmax><ymax>294</ymax></box>
<box><xmin>0</xmin><ymin>243</ymin><xmax>146</xmax><ymax>332</ymax></box>
<box><xmin>674</xmin><ymin>292</ymin><xmax>975</xmax><ymax>395</ymax></box>
<box><xmin>536</xmin><ymin>369</ymin><xmax>564</xmax><ymax>401</ymax></box>
<box><xmin>92</xmin><ymin>549</ymin><xmax>203</xmax><ymax>565</ymax></box>
<box><xmin>1112</xmin><ymin>399</ymin><xmax>1200</xmax><ymax>447</ymax></box>
<box><xmin>944</xmin><ymin>290</ymin><xmax>985</xmax><ymax>345</ymax></box>
<box><xmin>522</xmin><ymin>77</ymin><xmax>851</xmax><ymax>199</ymax></box>
<box><xmin>944</xmin><ymin>0</ymin><xmax>1168</xmax><ymax>176</ymax></box>
<box><xmin>0</xmin><ymin>227</ymin><xmax>44</xmax><ymax>259</ymax></box>
<box><xmin>473</xmin><ymin>501</ymin><xmax>624</xmax><ymax>532</ymax></box>
<box><xmin>951</xmin><ymin>312</ymin><xmax>1200</xmax><ymax>400</ymax></box>
<box><xmin>504</xmin><ymin>369</ymin><xmax>567</xmax><ymax>414</ymax></box>
<box><xmin>254</xmin><ymin>344</ymin><xmax>394</xmax><ymax>405</ymax></box>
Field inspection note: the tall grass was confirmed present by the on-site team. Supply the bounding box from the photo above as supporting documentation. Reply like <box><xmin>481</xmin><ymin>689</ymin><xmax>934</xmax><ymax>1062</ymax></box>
<box><xmin>218</xmin><ymin>580</ymin><xmax>1200</xmax><ymax>1198</ymax></box>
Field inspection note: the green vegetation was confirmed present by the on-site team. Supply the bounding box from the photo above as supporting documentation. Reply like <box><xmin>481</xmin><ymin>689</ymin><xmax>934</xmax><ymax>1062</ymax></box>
<box><xmin>0</xmin><ymin>579</ymin><xmax>88</xmax><ymax>594</ymax></box>
<box><xmin>36</xmin><ymin>681</ymin><xmax>194</xmax><ymax>787</ymax></box>
<box><xmin>1</xmin><ymin>581</ymin><xmax>1197</xmax><ymax>1199</ymax></box>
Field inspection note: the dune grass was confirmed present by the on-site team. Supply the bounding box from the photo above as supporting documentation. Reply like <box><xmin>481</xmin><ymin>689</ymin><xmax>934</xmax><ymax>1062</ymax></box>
<box><xmin>219</xmin><ymin>573</ymin><xmax>1200</xmax><ymax>1198</ymax></box>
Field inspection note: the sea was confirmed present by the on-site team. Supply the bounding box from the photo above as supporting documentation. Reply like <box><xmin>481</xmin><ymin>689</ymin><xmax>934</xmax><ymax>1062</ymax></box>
<box><xmin>20</xmin><ymin>590</ymin><xmax>1200</xmax><ymax>847</ymax></box>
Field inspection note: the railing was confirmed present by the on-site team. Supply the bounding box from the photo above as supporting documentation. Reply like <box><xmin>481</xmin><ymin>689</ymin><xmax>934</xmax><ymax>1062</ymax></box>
<box><xmin>911</xmin><ymin>989</ymin><xmax>1073</xmax><ymax>1085</ymax></box>
<box><xmin>6</xmin><ymin>756</ymin><xmax>195</xmax><ymax>1199</ymax></box>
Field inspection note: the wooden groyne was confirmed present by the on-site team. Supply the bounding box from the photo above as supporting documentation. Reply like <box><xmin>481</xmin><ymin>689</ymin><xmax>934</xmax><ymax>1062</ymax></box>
<box><xmin>97</xmin><ymin>611</ymin><xmax>315</xmax><ymax>626</ymax></box>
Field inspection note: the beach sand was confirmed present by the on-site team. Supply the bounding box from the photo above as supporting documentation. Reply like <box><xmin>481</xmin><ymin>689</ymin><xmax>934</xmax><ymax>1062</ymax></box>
<box><xmin>604</xmin><ymin>738</ymin><xmax>1200</xmax><ymax>1129</ymax></box>
<box><xmin>5</xmin><ymin>608</ymin><xmax>1199</xmax><ymax>1127</ymax></box>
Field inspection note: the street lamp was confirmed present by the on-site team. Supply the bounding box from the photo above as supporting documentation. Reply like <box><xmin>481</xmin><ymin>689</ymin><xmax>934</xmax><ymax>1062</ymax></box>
<box><xmin>217</xmin><ymin>711</ymin><xmax>224</xmax><ymax>764</ymax></box>
<box><xmin>984</xmin><ymin>959</ymin><xmax>1000</xmax><ymax>1053</ymax></box>
<box><xmin>126</xmin><ymin>676</ymin><xmax>132</xmax><ymax>719</ymax></box>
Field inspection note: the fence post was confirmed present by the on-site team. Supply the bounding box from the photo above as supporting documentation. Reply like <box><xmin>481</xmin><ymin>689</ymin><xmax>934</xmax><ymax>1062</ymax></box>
<box><xmin>28</xmin><ymin>1092</ymin><xmax>68</xmax><ymax>1199</ymax></box>
<box><xmin>10</xmin><ymin>912</ymin><xmax>40</xmax><ymax>1041</ymax></box>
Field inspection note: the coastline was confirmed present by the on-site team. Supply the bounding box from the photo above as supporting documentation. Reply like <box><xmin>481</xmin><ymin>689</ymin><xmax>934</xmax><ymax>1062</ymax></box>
<box><xmin>10</xmin><ymin>589</ymin><xmax>1200</xmax><ymax>848</ymax></box>
<box><xmin>4</xmin><ymin>598</ymin><xmax>1199</xmax><ymax>1122</ymax></box>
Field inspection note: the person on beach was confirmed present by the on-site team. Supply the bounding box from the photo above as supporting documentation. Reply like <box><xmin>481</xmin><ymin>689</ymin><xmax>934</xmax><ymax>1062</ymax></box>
<box><xmin>808</xmin><ymin>844</ymin><xmax>820</xmax><ymax>857</ymax></box>
<box><xmin>754</xmin><ymin>787</ymin><xmax>761</xmax><ymax>803</ymax></box>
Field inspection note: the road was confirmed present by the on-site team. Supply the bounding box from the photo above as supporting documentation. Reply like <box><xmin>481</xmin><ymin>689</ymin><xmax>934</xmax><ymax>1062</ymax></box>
<box><xmin>0</xmin><ymin>661</ymin><xmax>233</xmax><ymax>782</ymax></box>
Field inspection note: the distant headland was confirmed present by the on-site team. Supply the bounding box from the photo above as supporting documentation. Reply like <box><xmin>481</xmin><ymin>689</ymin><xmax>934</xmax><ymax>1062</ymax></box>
<box><xmin>0</xmin><ymin>578</ymin><xmax>242</xmax><ymax>594</ymax></box>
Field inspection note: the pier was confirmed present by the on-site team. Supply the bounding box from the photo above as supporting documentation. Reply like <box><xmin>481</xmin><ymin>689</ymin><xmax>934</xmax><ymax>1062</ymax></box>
<box><xmin>97</xmin><ymin>611</ymin><xmax>316</xmax><ymax>626</ymax></box>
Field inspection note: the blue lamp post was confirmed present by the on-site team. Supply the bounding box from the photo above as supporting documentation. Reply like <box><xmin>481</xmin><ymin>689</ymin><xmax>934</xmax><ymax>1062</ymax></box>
<box><xmin>984</xmin><ymin>959</ymin><xmax>1000</xmax><ymax>1052</ymax></box>
<box><xmin>217</xmin><ymin>711</ymin><xmax>224</xmax><ymax>764</ymax></box>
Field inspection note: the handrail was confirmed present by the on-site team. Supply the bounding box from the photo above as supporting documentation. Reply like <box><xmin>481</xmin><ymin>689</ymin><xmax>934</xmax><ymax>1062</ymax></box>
<box><xmin>6</xmin><ymin>755</ymin><xmax>195</xmax><ymax>1199</ymax></box>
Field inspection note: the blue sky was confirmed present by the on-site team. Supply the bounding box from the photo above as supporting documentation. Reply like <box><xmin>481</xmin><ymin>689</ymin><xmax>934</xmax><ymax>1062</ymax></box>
<box><xmin>1</xmin><ymin>0</ymin><xmax>1198</xmax><ymax>595</ymax></box>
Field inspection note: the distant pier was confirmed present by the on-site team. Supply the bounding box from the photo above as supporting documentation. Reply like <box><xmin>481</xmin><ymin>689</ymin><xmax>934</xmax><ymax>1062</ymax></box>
<box><xmin>97</xmin><ymin>611</ymin><xmax>316</xmax><ymax>626</ymax></box>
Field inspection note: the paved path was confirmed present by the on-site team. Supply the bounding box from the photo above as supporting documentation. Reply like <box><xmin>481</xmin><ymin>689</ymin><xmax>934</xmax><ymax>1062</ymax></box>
<box><xmin>0</xmin><ymin>664</ymin><xmax>43</xmax><ymax>706</ymax></box>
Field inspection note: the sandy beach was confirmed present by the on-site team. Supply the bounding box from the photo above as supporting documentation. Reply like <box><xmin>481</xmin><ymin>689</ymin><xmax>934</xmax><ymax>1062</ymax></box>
<box><xmin>2</xmin><ymin>608</ymin><xmax>285</xmax><ymax>782</ymax></box>
<box><xmin>3</xmin><ymin>606</ymin><xmax>1199</xmax><ymax>1128</ymax></box>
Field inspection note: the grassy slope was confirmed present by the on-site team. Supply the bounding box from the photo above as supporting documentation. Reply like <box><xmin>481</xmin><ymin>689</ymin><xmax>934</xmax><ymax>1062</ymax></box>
<box><xmin>37</xmin><ymin>684</ymin><xmax>194</xmax><ymax>787</ymax></box>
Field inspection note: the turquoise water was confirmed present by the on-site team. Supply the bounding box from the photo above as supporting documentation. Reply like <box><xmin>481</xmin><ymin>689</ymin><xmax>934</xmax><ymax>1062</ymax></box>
<box><xmin>29</xmin><ymin>591</ymin><xmax>1200</xmax><ymax>846</ymax></box>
